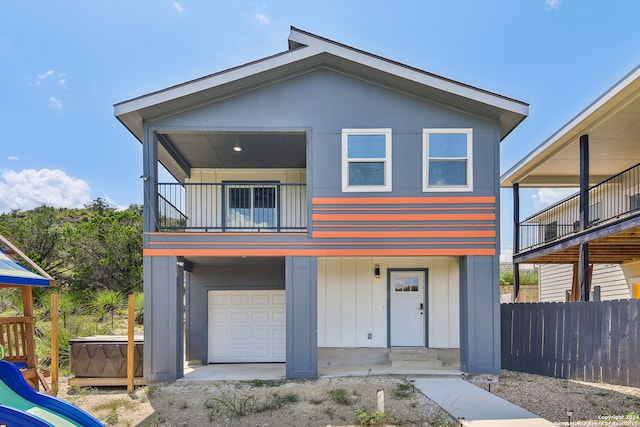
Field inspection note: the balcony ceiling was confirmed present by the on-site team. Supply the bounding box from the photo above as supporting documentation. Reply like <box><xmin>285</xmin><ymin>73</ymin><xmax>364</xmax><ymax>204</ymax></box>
<box><xmin>158</xmin><ymin>131</ymin><xmax>306</xmax><ymax>178</ymax></box>
<box><xmin>501</xmin><ymin>65</ymin><xmax>640</xmax><ymax>188</ymax></box>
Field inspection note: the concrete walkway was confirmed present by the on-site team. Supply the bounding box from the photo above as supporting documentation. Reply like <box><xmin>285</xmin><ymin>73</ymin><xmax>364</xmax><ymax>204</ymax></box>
<box><xmin>412</xmin><ymin>378</ymin><xmax>554</xmax><ymax>427</ymax></box>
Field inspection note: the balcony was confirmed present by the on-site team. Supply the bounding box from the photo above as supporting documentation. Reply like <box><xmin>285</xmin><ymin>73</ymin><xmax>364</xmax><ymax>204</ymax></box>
<box><xmin>518</xmin><ymin>162</ymin><xmax>640</xmax><ymax>253</ymax></box>
<box><xmin>157</xmin><ymin>182</ymin><xmax>307</xmax><ymax>232</ymax></box>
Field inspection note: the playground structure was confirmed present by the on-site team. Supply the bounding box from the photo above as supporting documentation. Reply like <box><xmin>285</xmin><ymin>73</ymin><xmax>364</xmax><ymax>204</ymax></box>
<box><xmin>0</xmin><ymin>233</ymin><xmax>56</xmax><ymax>393</ymax></box>
<box><xmin>0</xmin><ymin>360</ymin><xmax>103</xmax><ymax>427</ymax></box>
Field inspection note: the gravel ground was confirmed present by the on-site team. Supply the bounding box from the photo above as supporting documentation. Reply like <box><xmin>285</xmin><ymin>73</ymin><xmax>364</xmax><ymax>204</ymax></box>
<box><xmin>56</xmin><ymin>371</ymin><xmax>640</xmax><ymax>426</ymax></box>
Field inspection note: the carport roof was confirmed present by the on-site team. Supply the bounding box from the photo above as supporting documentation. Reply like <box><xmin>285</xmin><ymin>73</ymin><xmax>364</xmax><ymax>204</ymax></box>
<box><xmin>501</xmin><ymin>64</ymin><xmax>640</xmax><ymax>188</ymax></box>
<box><xmin>114</xmin><ymin>27</ymin><xmax>528</xmax><ymax>144</ymax></box>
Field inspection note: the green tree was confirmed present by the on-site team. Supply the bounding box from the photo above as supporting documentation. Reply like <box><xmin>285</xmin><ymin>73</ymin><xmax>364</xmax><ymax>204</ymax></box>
<box><xmin>0</xmin><ymin>206</ymin><xmax>69</xmax><ymax>284</ymax></box>
<box><xmin>66</xmin><ymin>204</ymin><xmax>143</xmax><ymax>293</ymax></box>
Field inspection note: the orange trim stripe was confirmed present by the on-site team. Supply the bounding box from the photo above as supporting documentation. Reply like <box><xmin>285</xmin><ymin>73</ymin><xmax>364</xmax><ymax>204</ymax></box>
<box><xmin>312</xmin><ymin>230</ymin><xmax>495</xmax><ymax>239</ymax></box>
<box><xmin>312</xmin><ymin>207</ymin><xmax>495</xmax><ymax>211</ymax></box>
<box><xmin>312</xmin><ymin>196</ymin><xmax>495</xmax><ymax>205</ymax></box>
<box><xmin>148</xmin><ymin>240</ymin><xmax>495</xmax><ymax>246</ymax></box>
<box><xmin>145</xmin><ymin>248</ymin><xmax>495</xmax><ymax>257</ymax></box>
<box><xmin>312</xmin><ymin>213</ymin><xmax>495</xmax><ymax>221</ymax></box>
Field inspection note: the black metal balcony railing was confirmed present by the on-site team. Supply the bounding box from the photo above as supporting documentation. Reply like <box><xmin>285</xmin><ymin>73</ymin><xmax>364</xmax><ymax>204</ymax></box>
<box><xmin>157</xmin><ymin>182</ymin><xmax>307</xmax><ymax>232</ymax></box>
<box><xmin>518</xmin><ymin>162</ymin><xmax>640</xmax><ymax>252</ymax></box>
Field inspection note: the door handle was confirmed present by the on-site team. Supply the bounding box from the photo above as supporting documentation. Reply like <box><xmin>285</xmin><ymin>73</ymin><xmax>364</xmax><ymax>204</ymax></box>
<box><xmin>419</xmin><ymin>303</ymin><xmax>424</xmax><ymax>310</ymax></box>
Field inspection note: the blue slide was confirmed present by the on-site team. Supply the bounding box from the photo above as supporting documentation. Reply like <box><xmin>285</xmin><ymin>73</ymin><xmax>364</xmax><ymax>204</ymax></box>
<box><xmin>0</xmin><ymin>360</ymin><xmax>104</xmax><ymax>427</ymax></box>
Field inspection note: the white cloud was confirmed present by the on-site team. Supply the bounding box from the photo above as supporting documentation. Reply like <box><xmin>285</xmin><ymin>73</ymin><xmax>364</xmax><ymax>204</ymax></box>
<box><xmin>33</xmin><ymin>70</ymin><xmax>67</xmax><ymax>88</ymax></box>
<box><xmin>38</xmin><ymin>70</ymin><xmax>55</xmax><ymax>80</ymax></box>
<box><xmin>0</xmin><ymin>169</ymin><xmax>91</xmax><ymax>212</ymax></box>
<box><xmin>8</xmin><ymin>156</ymin><xmax>18</xmax><ymax>161</ymax></box>
<box><xmin>49</xmin><ymin>97</ymin><xmax>62</xmax><ymax>109</ymax></box>
<box><xmin>546</xmin><ymin>0</ymin><xmax>561</xmax><ymax>9</ymax></box>
<box><xmin>173</xmin><ymin>2</ymin><xmax>184</xmax><ymax>12</ymax></box>
<box><xmin>255</xmin><ymin>13</ymin><xmax>270</xmax><ymax>25</ymax></box>
<box><xmin>531</xmin><ymin>188</ymin><xmax>576</xmax><ymax>207</ymax></box>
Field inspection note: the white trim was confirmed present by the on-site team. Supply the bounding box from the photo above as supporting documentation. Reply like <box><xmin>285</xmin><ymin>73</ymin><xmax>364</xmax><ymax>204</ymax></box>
<box><xmin>341</xmin><ymin>128</ymin><xmax>392</xmax><ymax>192</ymax></box>
<box><xmin>422</xmin><ymin>128</ymin><xmax>473</xmax><ymax>192</ymax></box>
<box><xmin>288</xmin><ymin>29</ymin><xmax>529</xmax><ymax>116</ymax></box>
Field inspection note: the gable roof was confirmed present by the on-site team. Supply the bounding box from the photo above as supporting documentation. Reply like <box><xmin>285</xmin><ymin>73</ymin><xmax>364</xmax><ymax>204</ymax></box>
<box><xmin>115</xmin><ymin>27</ymin><xmax>528</xmax><ymax>142</ymax></box>
<box><xmin>501</xmin><ymin>64</ymin><xmax>640</xmax><ymax>188</ymax></box>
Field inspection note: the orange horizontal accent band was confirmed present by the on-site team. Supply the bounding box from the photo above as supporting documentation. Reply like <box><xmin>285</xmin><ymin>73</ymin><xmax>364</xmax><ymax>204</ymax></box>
<box><xmin>313</xmin><ymin>230</ymin><xmax>495</xmax><ymax>239</ymax></box>
<box><xmin>149</xmin><ymin>240</ymin><xmax>495</xmax><ymax>247</ymax></box>
<box><xmin>312</xmin><ymin>196</ymin><xmax>495</xmax><ymax>205</ymax></box>
<box><xmin>144</xmin><ymin>248</ymin><xmax>495</xmax><ymax>257</ymax></box>
<box><xmin>312</xmin><ymin>207</ymin><xmax>495</xmax><ymax>211</ymax></box>
<box><xmin>313</xmin><ymin>213</ymin><xmax>495</xmax><ymax>221</ymax></box>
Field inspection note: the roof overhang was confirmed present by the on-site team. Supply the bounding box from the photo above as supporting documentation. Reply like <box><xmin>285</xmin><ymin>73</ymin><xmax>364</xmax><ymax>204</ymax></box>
<box><xmin>501</xmin><ymin>64</ymin><xmax>640</xmax><ymax>188</ymax></box>
<box><xmin>115</xmin><ymin>27</ymin><xmax>528</xmax><ymax>148</ymax></box>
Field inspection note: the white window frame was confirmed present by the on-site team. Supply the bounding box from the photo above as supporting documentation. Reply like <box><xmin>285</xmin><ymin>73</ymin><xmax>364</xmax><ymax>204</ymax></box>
<box><xmin>422</xmin><ymin>128</ymin><xmax>473</xmax><ymax>192</ymax></box>
<box><xmin>341</xmin><ymin>128</ymin><xmax>392</xmax><ymax>192</ymax></box>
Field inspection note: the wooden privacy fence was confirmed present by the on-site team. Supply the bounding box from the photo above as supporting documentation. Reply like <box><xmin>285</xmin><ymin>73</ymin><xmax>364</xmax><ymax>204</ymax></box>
<box><xmin>501</xmin><ymin>299</ymin><xmax>640</xmax><ymax>387</ymax></box>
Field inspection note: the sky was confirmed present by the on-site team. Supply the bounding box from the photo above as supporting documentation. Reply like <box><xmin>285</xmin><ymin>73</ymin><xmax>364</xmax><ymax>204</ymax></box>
<box><xmin>1</xmin><ymin>0</ymin><xmax>640</xmax><ymax>260</ymax></box>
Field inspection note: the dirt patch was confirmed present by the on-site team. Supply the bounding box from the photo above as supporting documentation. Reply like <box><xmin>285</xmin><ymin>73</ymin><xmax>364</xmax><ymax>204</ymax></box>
<box><xmin>55</xmin><ymin>371</ymin><xmax>640</xmax><ymax>426</ymax></box>
<box><xmin>57</xmin><ymin>376</ymin><xmax>451</xmax><ymax>426</ymax></box>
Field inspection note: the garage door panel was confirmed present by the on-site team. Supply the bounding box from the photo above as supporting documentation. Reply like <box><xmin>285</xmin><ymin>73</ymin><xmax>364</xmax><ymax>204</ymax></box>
<box><xmin>208</xmin><ymin>290</ymin><xmax>286</xmax><ymax>363</ymax></box>
<box><xmin>232</xmin><ymin>294</ymin><xmax>251</xmax><ymax>304</ymax></box>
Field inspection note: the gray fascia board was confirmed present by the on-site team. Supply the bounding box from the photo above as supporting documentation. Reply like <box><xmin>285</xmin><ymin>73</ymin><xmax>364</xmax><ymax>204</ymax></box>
<box><xmin>114</xmin><ymin>45</ymin><xmax>323</xmax><ymax>119</ymax></box>
<box><xmin>501</xmin><ymin>63</ymin><xmax>640</xmax><ymax>188</ymax></box>
<box><xmin>289</xmin><ymin>28</ymin><xmax>529</xmax><ymax>119</ymax></box>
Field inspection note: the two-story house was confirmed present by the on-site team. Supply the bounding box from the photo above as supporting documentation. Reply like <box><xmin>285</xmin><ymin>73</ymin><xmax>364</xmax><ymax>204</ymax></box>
<box><xmin>501</xmin><ymin>64</ymin><xmax>640</xmax><ymax>302</ymax></box>
<box><xmin>115</xmin><ymin>27</ymin><xmax>528</xmax><ymax>381</ymax></box>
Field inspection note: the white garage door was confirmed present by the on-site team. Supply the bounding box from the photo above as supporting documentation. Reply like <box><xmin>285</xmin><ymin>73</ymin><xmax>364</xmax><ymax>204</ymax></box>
<box><xmin>208</xmin><ymin>290</ymin><xmax>286</xmax><ymax>363</ymax></box>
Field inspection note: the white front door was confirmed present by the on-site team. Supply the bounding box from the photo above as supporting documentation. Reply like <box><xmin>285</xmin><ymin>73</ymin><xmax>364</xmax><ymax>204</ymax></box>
<box><xmin>390</xmin><ymin>270</ymin><xmax>426</xmax><ymax>347</ymax></box>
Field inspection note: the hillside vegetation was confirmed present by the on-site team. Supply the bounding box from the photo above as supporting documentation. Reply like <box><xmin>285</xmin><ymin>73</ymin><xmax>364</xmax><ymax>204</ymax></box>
<box><xmin>0</xmin><ymin>199</ymin><xmax>144</xmax><ymax>371</ymax></box>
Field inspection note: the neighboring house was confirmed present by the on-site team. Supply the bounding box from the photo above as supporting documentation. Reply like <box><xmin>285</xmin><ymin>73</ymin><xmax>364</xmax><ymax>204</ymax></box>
<box><xmin>115</xmin><ymin>27</ymin><xmax>528</xmax><ymax>381</ymax></box>
<box><xmin>538</xmin><ymin>264</ymin><xmax>630</xmax><ymax>302</ymax></box>
<box><xmin>501</xmin><ymin>64</ymin><xmax>640</xmax><ymax>302</ymax></box>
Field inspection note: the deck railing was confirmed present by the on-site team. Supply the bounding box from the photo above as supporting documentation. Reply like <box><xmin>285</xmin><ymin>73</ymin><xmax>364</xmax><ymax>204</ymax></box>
<box><xmin>157</xmin><ymin>182</ymin><xmax>307</xmax><ymax>232</ymax></box>
<box><xmin>518</xmin><ymin>162</ymin><xmax>640</xmax><ymax>252</ymax></box>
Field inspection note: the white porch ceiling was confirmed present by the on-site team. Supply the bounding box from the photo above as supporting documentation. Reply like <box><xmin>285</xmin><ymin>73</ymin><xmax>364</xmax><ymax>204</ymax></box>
<box><xmin>501</xmin><ymin>65</ymin><xmax>640</xmax><ymax>188</ymax></box>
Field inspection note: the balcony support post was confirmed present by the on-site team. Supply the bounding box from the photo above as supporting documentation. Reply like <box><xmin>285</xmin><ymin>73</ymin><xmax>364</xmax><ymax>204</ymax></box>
<box><xmin>579</xmin><ymin>135</ymin><xmax>590</xmax><ymax>300</ymax></box>
<box><xmin>512</xmin><ymin>183</ymin><xmax>520</xmax><ymax>301</ymax></box>
<box><xmin>143</xmin><ymin>128</ymin><xmax>159</xmax><ymax>236</ymax></box>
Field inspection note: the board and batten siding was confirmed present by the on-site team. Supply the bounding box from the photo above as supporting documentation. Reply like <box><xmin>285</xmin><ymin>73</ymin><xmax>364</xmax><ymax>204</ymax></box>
<box><xmin>184</xmin><ymin>168</ymin><xmax>306</xmax><ymax>230</ymax></box>
<box><xmin>317</xmin><ymin>257</ymin><xmax>460</xmax><ymax>349</ymax></box>
<box><xmin>539</xmin><ymin>264</ymin><xmax>631</xmax><ymax>302</ymax></box>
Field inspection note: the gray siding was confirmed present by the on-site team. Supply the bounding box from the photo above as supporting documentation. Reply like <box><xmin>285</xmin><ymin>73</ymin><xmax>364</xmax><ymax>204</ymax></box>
<box><xmin>286</xmin><ymin>256</ymin><xmax>318</xmax><ymax>378</ymax></box>
<box><xmin>143</xmin><ymin>256</ymin><xmax>184</xmax><ymax>381</ymax></box>
<box><xmin>459</xmin><ymin>255</ymin><xmax>500</xmax><ymax>374</ymax></box>
<box><xmin>149</xmin><ymin>68</ymin><xmax>499</xmax><ymax>199</ymax></box>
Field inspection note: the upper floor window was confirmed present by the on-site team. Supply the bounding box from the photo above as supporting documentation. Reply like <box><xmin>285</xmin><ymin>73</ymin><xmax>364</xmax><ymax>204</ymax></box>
<box><xmin>342</xmin><ymin>129</ymin><xmax>392</xmax><ymax>192</ymax></box>
<box><xmin>423</xmin><ymin>129</ymin><xmax>473</xmax><ymax>192</ymax></box>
